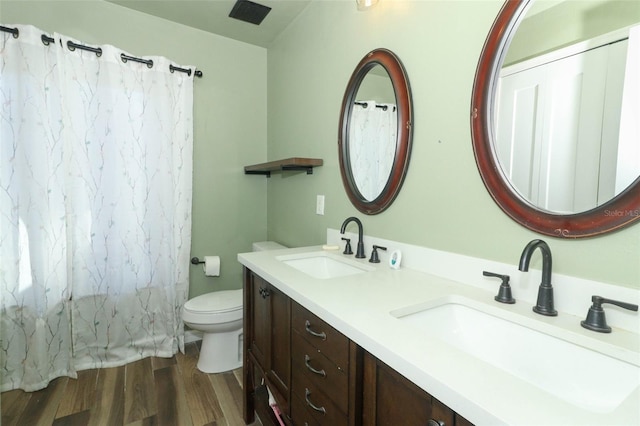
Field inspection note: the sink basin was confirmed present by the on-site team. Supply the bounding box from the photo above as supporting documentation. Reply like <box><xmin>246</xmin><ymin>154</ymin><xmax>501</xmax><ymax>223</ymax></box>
<box><xmin>276</xmin><ymin>251</ymin><xmax>373</xmax><ymax>279</ymax></box>
<box><xmin>392</xmin><ymin>297</ymin><xmax>639</xmax><ymax>413</ymax></box>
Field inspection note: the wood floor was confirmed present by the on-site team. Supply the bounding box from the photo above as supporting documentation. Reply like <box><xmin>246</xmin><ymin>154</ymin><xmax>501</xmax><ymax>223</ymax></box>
<box><xmin>1</xmin><ymin>342</ymin><xmax>257</xmax><ymax>426</ymax></box>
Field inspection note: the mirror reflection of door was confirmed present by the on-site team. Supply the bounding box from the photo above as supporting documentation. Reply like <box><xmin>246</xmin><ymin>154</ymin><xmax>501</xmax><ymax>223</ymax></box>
<box><xmin>496</xmin><ymin>37</ymin><xmax>628</xmax><ymax>213</ymax></box>
<box><xmin>348</xmin><ymin>65</ymin><xmax>397</xmax><ymax>202</ymax></box>
<box><xmin>493</xmin><ymin>0</ymin><xmax>640</xmax><ymax>214</ymax></box>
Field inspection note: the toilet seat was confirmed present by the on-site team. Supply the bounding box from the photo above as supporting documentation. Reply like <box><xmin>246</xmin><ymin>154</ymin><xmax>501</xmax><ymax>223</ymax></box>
<box><xmin>183</xmin><ymin>289</ymin><xmax>242</xmax><ymax>324</ymax></box>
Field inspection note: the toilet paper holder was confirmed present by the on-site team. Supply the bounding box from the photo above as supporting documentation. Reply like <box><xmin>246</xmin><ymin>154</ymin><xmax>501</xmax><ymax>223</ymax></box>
<box><xmin>190</xmin><ymin>257</ymin><xmax>205</xmax><ymax>265</ymax></box>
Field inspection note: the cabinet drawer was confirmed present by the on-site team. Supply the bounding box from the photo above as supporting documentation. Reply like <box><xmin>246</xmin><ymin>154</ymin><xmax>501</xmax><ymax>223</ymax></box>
<box><xmin>432</xmin><ymin>397</ymin><xmax>455</xmax><ymax>426</ymax></box>
<box><xmin>291</xmin><ymin>302</ymin><xmax>349</xmax><ymax>368</ymax></box>
<box><xmin>290</xmin><ymin>394</ymin><xmax>320</xmax><ymax>426</ymax></box>
<box><xmin>292</xmin><ymin>331</ymin><xmax>348</xmax><ymax>413</ymax></box>
<box><xmin>292</xmin><ymin>368</ymin><xmax>348</xmax><ymax>426</ymax></box>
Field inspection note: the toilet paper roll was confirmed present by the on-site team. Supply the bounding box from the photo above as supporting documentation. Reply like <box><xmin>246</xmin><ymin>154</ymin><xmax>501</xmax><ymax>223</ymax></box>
<box><xmin>203</xmin><ymin>256</ymin><xmax>220</xmax><ymax>276</ymax></box>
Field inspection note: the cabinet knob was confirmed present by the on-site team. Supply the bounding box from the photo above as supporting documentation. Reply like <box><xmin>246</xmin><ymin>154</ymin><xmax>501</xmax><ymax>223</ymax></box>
<box><xmin>259</xmin><ymin>286</ymin><xmax>270</xmax><ymax>299</ymax></box>
<box><xmin>428</xmin><ymin>420</ymin><xmax>445</xmax><ymax>426</ymax></box>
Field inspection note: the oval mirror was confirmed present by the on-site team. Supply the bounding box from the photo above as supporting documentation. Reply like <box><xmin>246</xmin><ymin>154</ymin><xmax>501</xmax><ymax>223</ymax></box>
<box><xmin>339</xmin><ymin>48</ymin><xmax>413</xmax><ymax>215</ymax></box>
<box><xmin>471</xmin><ymin>0</ymin><xmax>640</xmax><ymax>237</ymax></box>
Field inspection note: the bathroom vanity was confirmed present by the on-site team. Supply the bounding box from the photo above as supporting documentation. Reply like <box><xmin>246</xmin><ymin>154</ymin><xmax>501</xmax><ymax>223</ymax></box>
<box><xmin>238</xmin><ymin>242</ymin><xmax>639</xmax><ymax>425</ymax></box>
<box><xmin>242</xmin><ymin>267</ymin><xmax>472</xmax><ymax>426</ymax></box>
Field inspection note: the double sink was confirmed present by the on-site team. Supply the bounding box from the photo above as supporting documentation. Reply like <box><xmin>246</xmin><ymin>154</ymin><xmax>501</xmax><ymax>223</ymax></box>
<box><xmin>276</xmin><ymin>251</ymin><xmax>639</xmax><ymax>414</ymax></box>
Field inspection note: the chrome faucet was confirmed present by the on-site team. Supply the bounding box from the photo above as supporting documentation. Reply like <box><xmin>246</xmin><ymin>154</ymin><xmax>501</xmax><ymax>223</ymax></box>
<box><xmin>519</xmin><ymin>239</ymin><xmax>557</xmax><ymax>316</ymax></box>
<box><xmin>340</xmin><ymin>216</ymin><xmax>366</xmax><ymax>258</ymax></box>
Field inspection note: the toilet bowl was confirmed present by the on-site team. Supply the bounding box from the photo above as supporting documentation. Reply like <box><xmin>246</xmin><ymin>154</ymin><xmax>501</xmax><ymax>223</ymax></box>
<box><xmin>183</xmin><ymin>289</ymin><xmax>243</xmax><ymax>373</ymax></box>
<box><xmin>183</xmin><ymin>241</ymin><xmax>286</xmax><ymax>373</ymax></box>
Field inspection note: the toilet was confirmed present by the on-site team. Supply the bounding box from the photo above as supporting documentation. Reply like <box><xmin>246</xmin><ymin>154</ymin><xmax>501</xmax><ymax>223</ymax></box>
<box><xmin>183</xmin><ymin>241</ymin><xmax>286</xmax><ymax>373</ymax></box>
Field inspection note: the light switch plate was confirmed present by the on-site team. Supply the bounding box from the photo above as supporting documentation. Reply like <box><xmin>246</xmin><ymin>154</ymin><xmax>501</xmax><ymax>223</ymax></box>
<box><xmin>316</xmin><ymin>195</ymin><xmax>325</xmax><ymax>215</ymax></box>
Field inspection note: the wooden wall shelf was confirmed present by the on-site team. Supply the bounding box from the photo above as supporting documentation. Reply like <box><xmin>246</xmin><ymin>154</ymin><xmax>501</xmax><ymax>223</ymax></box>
<box><xmin>244</xmin><ymin>157</ymin><xmax>323</xmax><ymax>177</ymax></box>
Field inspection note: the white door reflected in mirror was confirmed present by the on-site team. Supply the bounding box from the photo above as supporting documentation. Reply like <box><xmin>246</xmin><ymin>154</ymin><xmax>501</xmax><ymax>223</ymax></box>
<box><xmin>493</xmin><ymin>0</ymin><xmax>640</xmax><ymax>214</ymax></box>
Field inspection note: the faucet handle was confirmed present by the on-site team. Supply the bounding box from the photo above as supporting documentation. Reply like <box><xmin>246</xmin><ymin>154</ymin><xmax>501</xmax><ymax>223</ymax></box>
<box><xmin>341</xmin><ymin>237</ymin><xmax>353</xmax><ymax>255</ymax></box>
<box><xmin>483</xmin><ymin>271</ymin><xmax>515</xmax><ymax>304</ymax></box>
<box><xmin>581</xmin><ymin>295</ymin><xmax>639</xmax><ymax>333</ymax></box>
<box><xmin>369</xmin><ymin>245</ymin><xmax>387</xmax><ymax>263</ymax></box>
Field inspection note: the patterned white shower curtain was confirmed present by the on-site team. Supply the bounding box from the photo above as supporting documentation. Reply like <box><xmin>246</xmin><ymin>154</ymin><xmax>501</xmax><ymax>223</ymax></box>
<box><xmin>0</xmin><ymin>25</ymin><xmax>193</xmax><ymax>391</ymax></box>
<box><xmin>348</xmin><ymin>101</ymin><xmax>397</xmax><ymax>201</ymax></box>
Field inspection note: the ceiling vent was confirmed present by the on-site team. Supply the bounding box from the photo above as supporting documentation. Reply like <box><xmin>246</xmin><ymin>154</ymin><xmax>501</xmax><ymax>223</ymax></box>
<box><xmin>229</xmin><ymin>0</ymin><xmax>272</xmax><ymax>25</ymax></box>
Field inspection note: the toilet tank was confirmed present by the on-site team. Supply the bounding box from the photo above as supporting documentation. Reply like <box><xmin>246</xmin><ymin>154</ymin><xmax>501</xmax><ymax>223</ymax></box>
<box><xmin>252</xmin><ymin>241</ymin><xmax>287</xmax><ymax>252</ymax></box>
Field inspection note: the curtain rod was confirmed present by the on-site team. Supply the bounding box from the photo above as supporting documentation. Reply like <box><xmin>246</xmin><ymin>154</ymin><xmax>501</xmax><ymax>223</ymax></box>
<box><xmin>2</xmin><ymin>25</ymin><xmax>203</xmax><ymax>78</ymax></box>
<box><xmin>354</xmin><ymin>101</ymin><xmax>394</xmax><ymax>111</ymax></box>
<box><xmin>0</xmin><ymin>25</ymin><xmax>19</xmax><ymax>38</ymax></box>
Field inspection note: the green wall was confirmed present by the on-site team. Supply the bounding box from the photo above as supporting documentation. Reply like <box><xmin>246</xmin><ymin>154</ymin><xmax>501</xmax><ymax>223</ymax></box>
<box><xmin>266</xmin><ymin>1</ymin><xmax>640</xmax><ymax>289</ymax></box>
<box><xmin>1</xmin><ymin>0</ymin><xmax>268</xmax><ymax>298</ymax></box>
<box><xmin>4</xmin><ymin>0</ymin><xmax>639</xmax><ymax>292</ymax></box>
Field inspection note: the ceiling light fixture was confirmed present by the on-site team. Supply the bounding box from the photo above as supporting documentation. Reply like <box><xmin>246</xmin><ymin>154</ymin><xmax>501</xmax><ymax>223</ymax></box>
<box><xmin>356</xmin><ymin>0</ymin><xmax>380</xmax><ymax>11</ymax></box>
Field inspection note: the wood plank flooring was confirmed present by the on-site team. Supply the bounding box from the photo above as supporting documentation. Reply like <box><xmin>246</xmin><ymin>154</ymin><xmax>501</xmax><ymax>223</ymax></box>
<box><xmin>1</xmin><ymin>342</ymin><xmax>257</xmax><ymax>426</ymax></box>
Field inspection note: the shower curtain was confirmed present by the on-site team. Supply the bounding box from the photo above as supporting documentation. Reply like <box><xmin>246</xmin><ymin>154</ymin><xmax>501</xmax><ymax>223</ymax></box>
<box><xmin>349</xmin><ymin>101</ymin><xmax>397</xmax><ymax>201</ymax></box>
<box><xmin>0</xmin><ymin>25</ymin><xmax>193</xmax><ymax>392</ymax></box>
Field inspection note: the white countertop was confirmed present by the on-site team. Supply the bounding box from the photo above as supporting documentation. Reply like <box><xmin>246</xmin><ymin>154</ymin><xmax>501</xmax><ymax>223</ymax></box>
<box><xmin>238</xmin><ymin>245</ymin><xmax>640</xmax><ymax>425</ymax></box>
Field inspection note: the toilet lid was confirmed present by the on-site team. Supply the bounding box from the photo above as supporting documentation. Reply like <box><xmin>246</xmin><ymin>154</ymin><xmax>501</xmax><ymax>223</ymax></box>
<box><xmin>184</xmin><ymin>289</ymin><xmax>242</xmax><ymax>314</ymax></box>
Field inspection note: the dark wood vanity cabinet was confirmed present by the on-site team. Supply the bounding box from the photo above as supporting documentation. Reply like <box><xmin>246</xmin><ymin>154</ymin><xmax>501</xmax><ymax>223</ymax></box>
<box><xmin>362</xmin><ymin>351</ymin><xmax>473</xmax><ymax>426</ymax></box>
<box><xmin>243</xmin><ymin>267</ymin><xmax>473</xmax><ymax>426</ymax></box>
<box><xmin>244</xmin><ymin>268</ymin><xmax>291</xmax><ymax>423</ymax></box>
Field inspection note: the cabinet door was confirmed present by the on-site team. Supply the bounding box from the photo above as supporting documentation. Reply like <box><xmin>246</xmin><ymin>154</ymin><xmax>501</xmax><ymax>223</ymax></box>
<box><xmin>362</xmin><ymin>351</ymin><xmax>457</xmax><ymax>426</ymax></box>
<box><xmin>362</xmin><ymin>352</ymin><xmax>431</xmax><ymax>425</ymax></box>
<box><xmin>250</xmin><ymin>273</ymin><xmax>270</xmax><ymax>369</ymax></box>
<box><xmin>267</xmin><ymin>283</ymin><xmax>291</xmax><ymax>401</ymax></box>
<box><xmin>244</xmin><ymin>269</ymin><xmax>292</xmax><ymax>423</ymax></box>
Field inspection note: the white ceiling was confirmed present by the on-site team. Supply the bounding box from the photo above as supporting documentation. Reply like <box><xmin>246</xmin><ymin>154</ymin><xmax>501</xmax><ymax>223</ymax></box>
<box><xmin>107</xmin><ymin>0</ymin><xmax>312</xmax><ymax>48</ymax></box>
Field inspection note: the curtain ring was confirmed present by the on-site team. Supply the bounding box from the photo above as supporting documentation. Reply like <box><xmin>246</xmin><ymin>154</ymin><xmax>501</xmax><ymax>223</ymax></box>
<box><xmin>41</xmin><ymin>34</ymin><xmax>54</xmax><ymax>46</ymax></box>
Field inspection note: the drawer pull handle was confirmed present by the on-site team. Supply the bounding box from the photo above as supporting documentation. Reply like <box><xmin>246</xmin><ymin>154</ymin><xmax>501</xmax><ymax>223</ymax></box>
<box><xmin>304</xmin><ymin>320</ymin><xmax>327</xmax><ymax>340</ymax></box>
<box><xmin>428</xmin><ymin>420</ymin><xmax>445</xmax><ymax>426</ymax></box>
<box><xmin>304</xmin><ymin>388</ymin><xmax>326</xmax><ymax>415</ymax></box>
<box><xmin>304</xmin><ymin>355</ymin><xmax>326</xmax><ymax>377</ymax></box>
